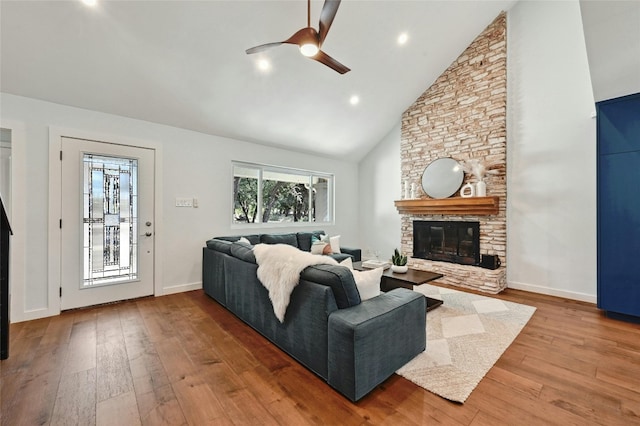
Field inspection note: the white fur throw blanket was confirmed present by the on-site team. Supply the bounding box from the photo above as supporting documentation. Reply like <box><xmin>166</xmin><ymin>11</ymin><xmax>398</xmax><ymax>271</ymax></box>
<box><xmin>253</xmin><ymin>243</ymin><xmax>338</xmax><ymax>323</ymax></box>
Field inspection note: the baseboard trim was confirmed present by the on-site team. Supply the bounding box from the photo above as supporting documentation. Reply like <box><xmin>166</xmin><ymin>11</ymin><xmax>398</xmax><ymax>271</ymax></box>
<box><xmin>161</xmin><ymin>281</ymin><xmax>202</xmax><ymax>295</ymax></box>
<box><xmin>605</xmin><ymin>311</ymin><xmax>640</xmax><ymax>324</ymax></box>
<box><xmin>508</xmin><ymin>281</ymin><xmax>596</xmax><ymax>304</ymax></box>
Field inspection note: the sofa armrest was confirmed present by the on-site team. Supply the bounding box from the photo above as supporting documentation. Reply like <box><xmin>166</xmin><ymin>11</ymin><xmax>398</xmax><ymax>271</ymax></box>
<box><xmin>340</xmin><ymin>246</ymin><xmax>361</xmax><ymax>262</ymax></box>
<box><xmin>327</xmin><ymin>288</ymin><xmax>426</xmax><ymax>401</ymax></box>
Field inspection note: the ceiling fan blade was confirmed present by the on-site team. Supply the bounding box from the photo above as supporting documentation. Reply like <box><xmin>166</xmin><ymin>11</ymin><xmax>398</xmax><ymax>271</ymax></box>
<box><xmin>246</xmin><ymin>42</ymin><xmax>284</xmax><ymax>55</ymax></box>
<box><xmin>247</xmin><ymin>27</ymin><xmax>317</xmax><ymax>55</ymax></box>
<box><xmin>284</xmin><ymin>27</ymin><xmax>318</xmax><ymax>46</ymax></box>
<box><xmin>311</xmin><ymin>50</ymin><xmax>350</xmax><ymax>74</ymax></box>
<box><xmin>318</xmin><ymin>0</ymin><xmax>341</xmax><ymax>46</ymax></box>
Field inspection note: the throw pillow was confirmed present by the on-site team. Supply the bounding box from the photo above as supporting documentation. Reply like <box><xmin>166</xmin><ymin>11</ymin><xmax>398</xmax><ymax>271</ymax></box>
<box><xmin>311</xmin><ymin>242</ymin><xmax>331</xmax><ymax>255</ymax></box>
<box><xmin>311</xmin><ymin>233</ymin><xmax>339</xmax><ymax>254</ymax></box>
<box><xmin>349</xmin><ymin>266</ymin><xmax>383</xmax><ymax>301</ymax></box>
<box><xmin>238</xmin><ymin>236</ymin><xmax>251</xmax><ymax>245</ymax></box>
<box><xmin>329</xmin><ymin>235</ymin><xmax>341</xmax><ymax>254</ymax></box>
<box><xmin>339</xmin><ymin>257</ymin><xmax>354</xmax><ymax>270</ymax></box>
<box><xmin>312</xmin><ymin>234</ymin><xmax>328</xmax><ymax>244</ymax></box>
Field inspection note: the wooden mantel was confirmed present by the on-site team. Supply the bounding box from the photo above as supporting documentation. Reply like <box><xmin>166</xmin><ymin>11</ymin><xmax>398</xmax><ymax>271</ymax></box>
<box><xmin>394</xmin><ymin>196</ymin><xmax>499</xmax><ymax>216</ymax></box>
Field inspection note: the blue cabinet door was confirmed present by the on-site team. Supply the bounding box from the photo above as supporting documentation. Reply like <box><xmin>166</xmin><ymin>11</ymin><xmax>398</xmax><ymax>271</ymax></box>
<box><xmin>597</xmin><ymin>93</ymin><xmax>640</xmax><ymax>319</ymax></box>
<box><xmin>598</xmin><ymin>151</ymin><xmax>640</xmax><ymax>316</ymax></box>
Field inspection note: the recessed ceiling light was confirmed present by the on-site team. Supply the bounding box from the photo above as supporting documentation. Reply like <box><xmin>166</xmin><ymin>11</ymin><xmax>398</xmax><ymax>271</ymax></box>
<box><xmin>397</xmin><ymin>32</ymin><xmax>409</xmax><ymax>45</ymax></box>
<box><xmin>349</xmin><ymin>95</ymin><xmax>360</xmax><ymax>106</ymax></box>
<box><xmin>257</xmin><ymin>59</ymin><xmax>271</xmax><ymax>72</ymax></box>
<box><xmin>82</xmin><ymin>0</ymin><xmax>98</xmax><ymax>6</ymax></box>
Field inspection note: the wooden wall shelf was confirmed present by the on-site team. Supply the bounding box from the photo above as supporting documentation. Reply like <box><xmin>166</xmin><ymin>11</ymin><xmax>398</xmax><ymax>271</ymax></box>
<box><xmin>394</xmin><ymin>196</ymin><xmax>499</xmax><ymax>216</ymax></box>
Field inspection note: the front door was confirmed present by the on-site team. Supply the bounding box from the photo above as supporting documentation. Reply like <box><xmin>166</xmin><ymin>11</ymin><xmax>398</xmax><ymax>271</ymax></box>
<box><xmin>60</xmin><ymin>137</ymin><xmax>155</xmax><ymax>310</ymax></box>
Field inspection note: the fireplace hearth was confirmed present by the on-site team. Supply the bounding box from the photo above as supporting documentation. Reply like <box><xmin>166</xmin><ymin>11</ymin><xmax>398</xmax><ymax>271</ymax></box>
<box><xmin>413</xmin><ymin>220</ymin><xmax>480</xmax><ymax>266</ymax></box>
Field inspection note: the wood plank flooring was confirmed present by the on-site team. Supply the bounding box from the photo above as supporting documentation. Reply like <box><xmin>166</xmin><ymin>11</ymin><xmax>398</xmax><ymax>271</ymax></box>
<box><xmin>1</xmin><ymin>287</ymin><xmax>639</xmax><ymax>425</ymax></box>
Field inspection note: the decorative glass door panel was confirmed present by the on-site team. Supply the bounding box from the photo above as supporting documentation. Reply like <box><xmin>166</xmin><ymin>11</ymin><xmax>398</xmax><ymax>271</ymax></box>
<box><xmin>83</xmin><ymin>154</ymin><xmax>138</xmax><ymax>287</ymax></box>
<box><xmin>60</xmin><ymin>137</ymin><xmax>154</xmax><ymax>310</ymax></box>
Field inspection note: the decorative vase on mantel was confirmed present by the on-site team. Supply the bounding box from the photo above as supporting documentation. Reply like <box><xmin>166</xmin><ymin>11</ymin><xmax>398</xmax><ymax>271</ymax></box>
<box><xmin>476</xmin><ymin>180</ymin><xmax>487</xmax><ymax>197</ymax></box>
<box><xmin>463</xmin><ymin>158</ymin><xmax>498</xmax><ymax>197</ymax></box>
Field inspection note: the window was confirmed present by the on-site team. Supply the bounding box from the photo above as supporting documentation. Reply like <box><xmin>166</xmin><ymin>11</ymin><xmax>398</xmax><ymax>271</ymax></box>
<box><xmin>232</xmin><ymin>162</ymin><xmax>333</xmax><ymax>225</ymax></box>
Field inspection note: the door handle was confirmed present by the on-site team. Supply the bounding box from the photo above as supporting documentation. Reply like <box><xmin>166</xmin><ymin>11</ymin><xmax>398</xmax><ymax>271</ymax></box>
<box><xmin>144</xmin><ymin>232</ymin><xmax>152</xmax><ymax>237</ymax></box>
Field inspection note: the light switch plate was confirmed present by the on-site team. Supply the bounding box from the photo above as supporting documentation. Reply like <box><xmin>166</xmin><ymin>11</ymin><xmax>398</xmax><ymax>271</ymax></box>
<box><xmin>175</xmin><ymin>197</ymin><xmax>193</xmax><ymax>207</ymax></box>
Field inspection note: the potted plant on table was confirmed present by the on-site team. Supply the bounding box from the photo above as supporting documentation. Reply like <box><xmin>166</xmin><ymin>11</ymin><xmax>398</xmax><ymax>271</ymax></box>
<box><xmin>391</xmin><ymin>249</ymin><xmax>408</xmax><ymax>273</ymax></box>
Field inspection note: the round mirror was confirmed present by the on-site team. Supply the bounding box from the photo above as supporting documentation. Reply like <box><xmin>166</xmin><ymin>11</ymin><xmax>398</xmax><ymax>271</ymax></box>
<box><xmin>421</xmin><ymin>158</ymin><xmax>464</xmax><ymax>199</ymax></box>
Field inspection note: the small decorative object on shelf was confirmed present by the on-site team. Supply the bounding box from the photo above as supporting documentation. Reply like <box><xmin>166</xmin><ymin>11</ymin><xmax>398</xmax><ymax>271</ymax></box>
<box><xmin>403</xmin><ymin>180</ymin><xmax>409</xmax><ymax>200</ymax></box>
<box><xmin>476</xmin><ymin>180</ymin><xmax>487</xmax><ymax>197</ymax></box>
<box><xmin>362</xmin><ymin>259</ymin><xmax>391</xmax><ymax>269</ymax></box>
<box><xmin>460</xmin><ymin>182</ymin><xmax>475</xmax><ymax>198</ymax></box>
<box><xmin>463</xmin><ymin>158</ymin><xmax>499</xmax><ymax>197</ymax></box>
<box><xmin>391</xmin><ymin>248</ymin><xmax>408</xmax><ymax>273</ymax></box>
<box><xmin>410</xmin><ymin>182</ymin><xmax>416</xmax><ymax>199</ymax></box>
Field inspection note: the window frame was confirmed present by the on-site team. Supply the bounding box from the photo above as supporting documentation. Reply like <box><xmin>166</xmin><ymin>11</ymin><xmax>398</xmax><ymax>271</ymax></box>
<box><xmin>231</xmin><ymin>161</ymin><xmax>335</xmax><ymax>228</ymax></box>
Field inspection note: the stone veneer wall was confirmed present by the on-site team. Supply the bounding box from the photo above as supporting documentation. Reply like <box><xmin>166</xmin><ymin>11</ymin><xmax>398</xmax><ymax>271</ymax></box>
<box><xmin>400</xmin><ymin>13</ymin><xmax>507</xmax><ymax>293</ymax></box>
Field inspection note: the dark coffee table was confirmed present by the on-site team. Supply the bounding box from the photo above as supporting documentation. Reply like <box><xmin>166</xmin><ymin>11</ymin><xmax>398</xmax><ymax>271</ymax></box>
<box><xmin>353</xmin><ymin>262</ymin><xmax>444</xmax><ymax>311</ymax></box>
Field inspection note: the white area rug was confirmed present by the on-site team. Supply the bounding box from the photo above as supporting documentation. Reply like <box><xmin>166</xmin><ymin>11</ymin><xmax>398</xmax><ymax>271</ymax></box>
<box><xmin>396</xmin><ymin>284</ymin><xmax>536</xmax><ymax>403</ymax></box>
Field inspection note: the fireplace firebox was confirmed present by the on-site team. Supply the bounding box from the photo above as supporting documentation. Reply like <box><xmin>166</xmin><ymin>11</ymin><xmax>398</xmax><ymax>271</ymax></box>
<box><xmin>413</xmin><ymin>220</ymin><xmax>480</xmax><ymax>266</ymax></box>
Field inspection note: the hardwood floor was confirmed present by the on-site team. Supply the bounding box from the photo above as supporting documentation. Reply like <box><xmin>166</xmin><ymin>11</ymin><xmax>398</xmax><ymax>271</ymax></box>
<box><xmin>1</xmin><ymin>287</ymin><xmax>639</xmax><ymax>425</ymax></box>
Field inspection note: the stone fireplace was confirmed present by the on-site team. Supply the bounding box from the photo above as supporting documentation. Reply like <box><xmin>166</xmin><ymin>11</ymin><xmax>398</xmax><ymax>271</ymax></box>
<box><xmin>400</xmin><ymin>13</ymin><xmax>507</xmax><ymax>294</ymax></box>
<box><xmin>413</xmin><ymin>220</ymin><xmax>480</xmax><ymax>266</ymax></box>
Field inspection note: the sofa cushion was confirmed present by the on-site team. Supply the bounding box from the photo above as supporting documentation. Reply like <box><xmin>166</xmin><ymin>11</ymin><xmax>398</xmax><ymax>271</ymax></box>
<box><xmin>340</xmin><ymin>247</ymin><xmax>362</xmax><ymax>262</ymax></box>
<box><xmin>297</xmin><ymin>231</ymin><xmax>325</xmax><ymax>252</ymax></box>
<box><xmin>217</xmin><ymin>234</ymin><xmax>261</xmax><ymax>245</ymax></box>
<box><xmin>206</xmin><ymin>238</ymin><xmax>233</xmax><ymax>255</ymax></box>
<box><xmin>300</xmin><ymin>264</ymin><xmax>361</xmax><ymax>309</ymax></box>
<box><xmin>245</xmin><ymin>235</ymin><xmax>261</xmax><ymax>245</ymax></box>
<box><xmin>261</xmin><ymin>233</ymin><xmax>299</xmax><ymax>247</ymax></box>
<box><xmin>230</xmin><ymin>241</ymin><xmax>256</xmax><ymax>263</ymax></box>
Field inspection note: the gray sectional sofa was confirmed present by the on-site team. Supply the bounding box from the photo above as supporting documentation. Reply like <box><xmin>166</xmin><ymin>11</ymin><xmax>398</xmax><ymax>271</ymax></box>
<box><xmin>202</xmin><ymin>231</ymin><xmax>426</xmax><ymax>401</ymax></box>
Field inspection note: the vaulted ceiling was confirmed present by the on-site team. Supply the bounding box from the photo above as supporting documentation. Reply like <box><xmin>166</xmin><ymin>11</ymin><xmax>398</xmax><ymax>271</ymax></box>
<box><xmin>0</xmin><ymin>0</ymin><xmax>517</xmax><ymax>160</ymax></box>
<box><xmin>1</xmin><ymin>1</ymin><xmax>637</xmax><ymax>161</ymax></box>
<box><xmin>579</xmin><ymin>0</ymin><xmax>640</xmax><ymax>103</ymax></box>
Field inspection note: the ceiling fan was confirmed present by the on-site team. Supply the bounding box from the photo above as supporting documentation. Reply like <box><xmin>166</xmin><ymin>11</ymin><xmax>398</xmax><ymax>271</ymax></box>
<box><xmin>245</xmin><ymin>0</ymin><xmax>350</xmax><ymax>74</ymax></box>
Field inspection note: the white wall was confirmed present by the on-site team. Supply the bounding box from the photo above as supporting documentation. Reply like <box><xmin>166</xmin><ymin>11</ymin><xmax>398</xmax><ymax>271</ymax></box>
<box><xmin>358</xmin><ymin>0</ymin><xmax>598</xmax><ymax>303</ymax></box>
<box><xmin>507</xmin><ymin>0</ymin><xmax>597</xmax><ymax>302</ymax></box>
<box><xmin>1</xmin><ymin>93</ymin><xmax>359</xmax><ymax>322</ymax></box>
<box><xmin>358</xmin><ymin>122</ymin><xmax>401</xmax><ymax>261</ymax></box>
<box><xmin>0</xmin><ymin>129</ymin><xmax>11</xmax><ymax>212</ymax></box>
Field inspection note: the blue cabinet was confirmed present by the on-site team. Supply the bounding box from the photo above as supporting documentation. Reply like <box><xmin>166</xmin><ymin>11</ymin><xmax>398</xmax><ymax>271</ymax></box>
<box><xmin>597</xmin><ymin>93</ymin><xmax>640</xmax><ymax>322</ymax></box>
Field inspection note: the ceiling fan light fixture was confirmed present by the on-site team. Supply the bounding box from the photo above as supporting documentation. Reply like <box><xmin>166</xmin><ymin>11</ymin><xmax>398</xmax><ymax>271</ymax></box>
<box><xmin>245</xmin><ymin>0</ymin><xmax>349</xmax><ymax>73</ymax></box>
<box><xmin>300</xmin><ymin>43</ymin><xmax>319</xmax><ymax>57</ymax></box>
